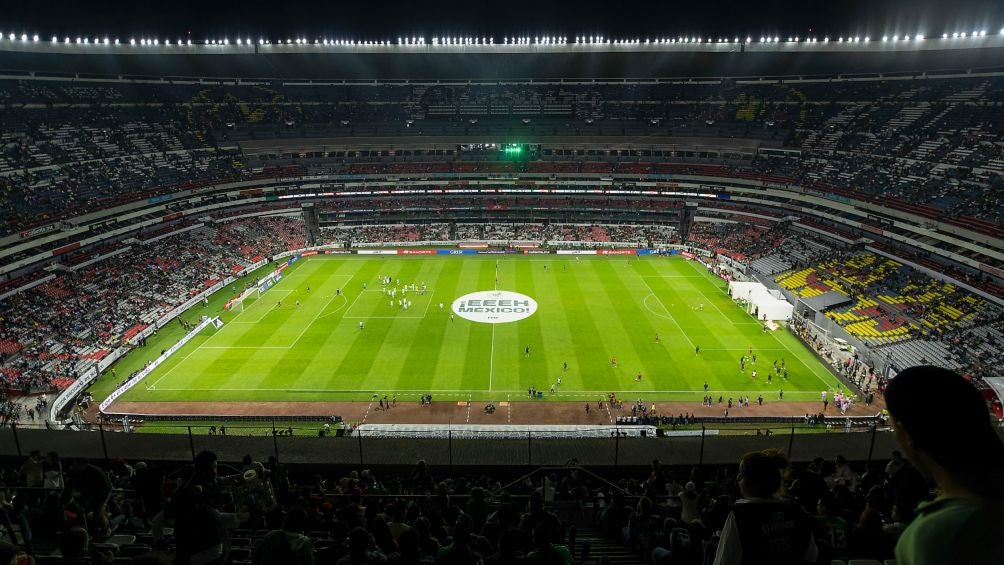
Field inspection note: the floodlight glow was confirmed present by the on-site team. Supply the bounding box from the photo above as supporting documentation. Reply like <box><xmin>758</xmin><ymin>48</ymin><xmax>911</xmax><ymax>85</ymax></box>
<box><xmin>33</xmin><ymin>34</ymin><xmax>39</xmax><ymax>42</ymax></box>
<box><xmin>130</xmin><ymin>38</ymin><xmax>136</xmax><ymax>45</ymax></box>
<box><xmin>864</xmin><ymin>36</ymin><xmax>869</xmax><ymax>41</ymax></box>
<box><xmin>187</xmin><ymin>39</ymin><xmax>192</xmax><ymax>45</ymax></box>
<box><xmin>51</xmin><ymin>36</ymin><xmax>57</xmax><ymax>43</ymax></box>
<box><xmin>102</xmin><ymin>37</ymin><xmax>108</xmax><ymax>44</ymax></box>
<box><xmin>76</xmin><ymin>37</ymin><xmax>81</xmax><ymax>43</ymax></box>
<box><xmin>980</xmin><ymin>30</ymin><xmax>986</xmax><ymax>36</ymax></box>
<box><xmin>960</xmin><ymin>32</ymin><xmax>966</xmax><ymax>37</ymax></box>
<box><xmin>916</xmin><ymin>34</ymin><xmax>923</xmax><ymax>40</ymax></box>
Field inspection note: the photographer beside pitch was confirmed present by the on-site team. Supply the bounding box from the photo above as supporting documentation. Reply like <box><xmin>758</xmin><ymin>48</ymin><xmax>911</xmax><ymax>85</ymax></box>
<box><xmin>884</xmin><ymin>366</ymin><xmax>1004</xmax><ymax>565</ymax></box>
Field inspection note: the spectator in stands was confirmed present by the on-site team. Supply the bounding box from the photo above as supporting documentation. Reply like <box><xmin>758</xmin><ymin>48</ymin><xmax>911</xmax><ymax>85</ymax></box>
<box><xmin>18</xmin><ymin>450</ymin><xmax>43</xmax><ymax>488</ymax></box>
<box><xmin>846</xmin><ymin>508</ymin><xmax>894</xmax><ymax>561</ymax></box>
<box><xmin>338</xmin><ymin>526</ymin><xmax>387</xmax><ymax>565</ymax></box>
<box><xmin>435</xmin><ymin>516</ymin><xmax>482</xmax><ymax>565</ymax></box>
<box><xmin>712</xmin><ymin>449</ymin><xmax>818</xmax><ymax>564</ymax></box>
<box><xmin>524</xmin><ymin>521</ymin><xmax>572</xmax><ymax>565</ymax></box>
<box><xmin>58</xmin><ymin>526</ymin><xmax>113</xmax><ymax>565</ymax></box>
<box><xmin>252</xmin><ymin>506</ymin><xmax>314</xmax><ymax>565</ymax></box>
<box><xmin>814</xmin><ymin>493</ymin><xmax>850</xmax><ymax>562</ymax></box>
<box><xmin>679</xmin><ymin>481</ymin><xmax>702</xmax><ymax>524</ymax></box>
<box><xmin>885</xmin><ymin>365</ymin><xmax>1004</xmax><ymax>565</ymax></box>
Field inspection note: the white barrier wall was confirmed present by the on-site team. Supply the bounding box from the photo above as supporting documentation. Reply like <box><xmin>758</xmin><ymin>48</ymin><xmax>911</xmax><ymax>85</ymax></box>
<box><xmin>728</xmin><ymin>281</ymin><xmax>794</xmax><ymax>322</ymax></box>
<box><xmin>98</xmin><ymin>316</ymin><xmax>218</xmax><ymax>412</ymax></box>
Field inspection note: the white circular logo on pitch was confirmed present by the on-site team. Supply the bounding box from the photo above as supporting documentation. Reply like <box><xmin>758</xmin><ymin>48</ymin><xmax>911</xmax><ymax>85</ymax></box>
<box><xmin>452</xmin><ymin>291</ymin><xmax>537</xmax><ymax>324</ymax></box>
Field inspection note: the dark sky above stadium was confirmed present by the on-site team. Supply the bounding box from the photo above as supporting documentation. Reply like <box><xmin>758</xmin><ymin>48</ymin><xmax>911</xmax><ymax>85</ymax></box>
<box><xmin>4</xmin><ymin>0</ymin><xmax>1003</xmax><ymax>41</ymax></box>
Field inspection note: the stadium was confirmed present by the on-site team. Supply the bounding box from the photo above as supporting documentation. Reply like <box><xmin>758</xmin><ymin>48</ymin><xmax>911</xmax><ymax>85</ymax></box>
<box><xmin>0</xmin><ymin>1</ymin><xmax>1002</xmax><ymax>563</ymax></box>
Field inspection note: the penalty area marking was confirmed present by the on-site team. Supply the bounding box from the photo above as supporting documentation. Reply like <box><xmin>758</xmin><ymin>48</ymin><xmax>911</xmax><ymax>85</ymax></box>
<box><xmin>343</xmin><ymin>290</ymin><xmax>435</xmax><ymax>319</ymax></box>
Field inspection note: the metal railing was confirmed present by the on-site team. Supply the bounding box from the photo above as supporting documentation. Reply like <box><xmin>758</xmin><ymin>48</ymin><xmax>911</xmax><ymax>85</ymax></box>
<box><xmin>0</xmin><ymin>420</ymin><xmax>904</xmax><ymax>468</ymax></box>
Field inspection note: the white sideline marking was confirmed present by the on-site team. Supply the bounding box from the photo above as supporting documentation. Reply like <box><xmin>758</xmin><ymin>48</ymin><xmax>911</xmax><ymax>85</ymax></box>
<box><xmin>147</xmin><ymin>386</ymin><xmax>827</xmax><ymax>396</ymax></box>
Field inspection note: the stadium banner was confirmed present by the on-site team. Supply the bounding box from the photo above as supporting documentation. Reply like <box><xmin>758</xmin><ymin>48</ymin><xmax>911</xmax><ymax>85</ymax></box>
<box><xmin>68</xmin><ymin>245</ymin><xmax>132</xmax><ymax>272</ymax></box>
<box><xmin>398</xmin><ymin>249</ymin><xmax>436</xmax><ymax>255</ymax></box>
<box><xmin>522</xmin><ymin>250</ymin><xmax>553</xmax><ymax>255</ymax></box>
<box><xmin>477</xmin><ymin>249</ymin><xmax>520</xmax><ymax>254</ymax></box>
<box><xmin>980</xmin><ymin>263</ymin><xmax>1004</xmax><ymax>279</ymax></box>
<box><xmin>301</xmin><ymin>251</ymin><xmax>318</xmax><ymax>257</ymax></box>
<box><xmin>598</xmin><ymin>249</ymin><xmax>637</xmax><ymax>255</ymax></box>
<box><xmin>52</xmin><ymin>242</ymin><xmax>81</xmax><ymax>256</ymax></box>
<box><xmin>324</xmin><ymin>250</ymin><xmax>354</xmax><ymax>255</ymax></box>
<box><xmin>147</xmin><ymin>194</ymin><xmax>173</xmax><ymax>204</ymax></box>
<box><xmin>98</xmin><ymin>316</ymin><xmax>218</xmax><ymax>413</ymax></box>
<box><xmin>556</xmin><ymin>250</ymin><xmax>598</xmax><ymax>255</ymax></box>
<box><xmin>356</xmin><ymin>250</ymin><xmax>398</xmax><ymax>255</ymax></box>
<box><xmin>20</xmin><ymin>223</ymin><xmax>59</xmax><ymax>239</ymax></box>
<box><xmin>436</xmin><ymin>249</ymin><xmax>478</xmax><ymax>255</ymax></box>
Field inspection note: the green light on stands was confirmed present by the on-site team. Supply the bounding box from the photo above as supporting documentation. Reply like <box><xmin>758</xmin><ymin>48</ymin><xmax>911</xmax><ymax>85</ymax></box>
<box><xmin>502</xmin><ymin>144</ymin><xmax>523</xmax><ymax>154</ymax></box>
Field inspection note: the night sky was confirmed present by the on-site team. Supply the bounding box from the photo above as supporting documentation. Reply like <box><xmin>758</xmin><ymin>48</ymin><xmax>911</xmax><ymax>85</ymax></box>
<box><xmin>3</xmin><ymin>0</ymin><xmax>1003</xmax><ymax>42</ymax></box>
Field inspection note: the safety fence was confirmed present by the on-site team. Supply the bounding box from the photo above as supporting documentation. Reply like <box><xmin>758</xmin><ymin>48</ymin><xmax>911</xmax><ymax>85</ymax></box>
<box><xmin>0</xmin><ymin>422</ymin><xmax>912</xmax><ymax>467</ymax></box>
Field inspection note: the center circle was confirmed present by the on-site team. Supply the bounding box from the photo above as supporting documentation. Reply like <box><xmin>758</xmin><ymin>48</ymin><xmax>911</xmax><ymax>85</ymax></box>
<box><xmin>452</xmin><ymin>290</ymin><xmax>538</xmax><ymax>324</ymax></box>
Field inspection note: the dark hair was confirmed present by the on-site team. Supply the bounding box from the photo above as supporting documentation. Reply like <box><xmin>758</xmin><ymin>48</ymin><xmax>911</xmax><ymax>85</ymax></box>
<box><xmin>739</xmin><ymin>449</ymin><xmax>789</xmax><ymax>498</ymax></box>
<box><xmin>283</xmin><ymin>506</ymin><xmax>308</xmax><ymax>533</ymax></box>
<box><xmin>885</xmin><ymin>366</ymin><xmax>1004</xmax><ymax>474</ymax></box>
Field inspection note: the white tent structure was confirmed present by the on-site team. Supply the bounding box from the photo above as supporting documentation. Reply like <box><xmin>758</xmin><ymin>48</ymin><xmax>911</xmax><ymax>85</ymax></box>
<box><xmin>728</xmin><ymin>281</ymin><xmax>794</xmax><ymax>322</ymax></box>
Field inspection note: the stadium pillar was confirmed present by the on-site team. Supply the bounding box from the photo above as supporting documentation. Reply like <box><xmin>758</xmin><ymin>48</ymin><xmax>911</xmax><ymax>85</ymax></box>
<box><xmin>10</xmin><ymin>424</ymin><xmax>20</xmax><ymax>457</ymax></box>
<box><xmin>528</xmin><ymin>431</ymin><xmax>532</xmax><ymax>466</ymax></box>
<box><xmin>698</xmin><ymin>425</ymin><xmax>705</xmax><ymax>466</ymax></box>
<box><xmin>357</xmin><ymin>429</ymin><xmax>364</xmax><ymax>465</ymax></box>
<box><xmin>187</xmin><ymin>427</ymin><xmax>196</xmax><ymax>461</ymax></box>
<box><xmin>98</xmin><ymin>420</ymin><xmax>109</xmax><ymax>460</ymax></box>
<box><xmin>448</xmin><ymin>429</ymin><xmax>453</xmax><ymax>466</ymax></box>
<box><xmin>271</xmin><ymin>420</ymin><xmax>279</xmax><ymax>463</ymax></box>
<box><xmin>788</xmin><ymin>426</ymin><xmax>795</xmax><ymax>458</ymax></box>
<box><xmin>867</xmin><ymin>424</ymin><xmax>877</xmax><ymax>462</ymax></box>
<box><xmin>614</xmin><ymin>431</ymin><xmax>619</xmax><ymax>467</ymax></box>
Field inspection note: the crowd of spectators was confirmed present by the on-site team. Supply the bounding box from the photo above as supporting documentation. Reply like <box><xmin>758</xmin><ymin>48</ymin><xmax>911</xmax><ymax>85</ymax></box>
<box><xmin>2</xmin><ymin>75</ymin><xmax>1003</xmax><ymax>238</ymax></box>
<box><xmin>0</xmin><ymin>217</ymin><xmax>304</xmax><ymax>395</ymax></box>
<box><xmin>685</xmin><ymin>224</ymin><xmax>786</xmax><ymax>262</ymax></box>
<box><xmin>0</xmin><ymin>367</ymin><xmax>996</xmax><ymax>564</ymax></box>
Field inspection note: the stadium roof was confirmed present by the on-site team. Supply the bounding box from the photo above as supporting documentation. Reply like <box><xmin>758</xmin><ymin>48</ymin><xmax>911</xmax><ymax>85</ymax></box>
<box><xmin>2</xmin><ymin>37</ymin><xmax>1004</xmax><ymax>80</ymax></box>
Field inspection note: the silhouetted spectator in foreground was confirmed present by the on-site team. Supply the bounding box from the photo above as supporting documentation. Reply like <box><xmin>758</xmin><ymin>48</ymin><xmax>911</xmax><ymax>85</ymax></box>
<box><xmin>713</xmin><ymin>449</ymin><xmax>818</xmax><ymax>564</ymax></box>
<box><xmin>885</xmin><ymin>365</ymin><xmax>1004</xmax><ymax>565</ymax></box>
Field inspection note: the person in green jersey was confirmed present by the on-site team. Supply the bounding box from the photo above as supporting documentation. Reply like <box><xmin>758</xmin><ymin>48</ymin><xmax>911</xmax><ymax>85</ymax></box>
<box><xmin>885</xmin><ymin>365</ymin><xmax>1004</xmax><ymax>565</ymax></box>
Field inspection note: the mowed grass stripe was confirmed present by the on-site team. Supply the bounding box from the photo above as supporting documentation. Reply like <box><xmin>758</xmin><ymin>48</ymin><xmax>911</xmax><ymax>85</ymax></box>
<box><xmin>397</xmin><ymin>260</ymin><xmax>456</xmax><ymax>392</ymax></box>
<box><xmin>431</xmin><ymin>259</ymin><xmax>483</xmax><ymax>391</ymax></box>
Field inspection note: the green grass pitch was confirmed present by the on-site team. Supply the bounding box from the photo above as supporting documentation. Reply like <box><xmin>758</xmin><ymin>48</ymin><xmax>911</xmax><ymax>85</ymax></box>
<box><xmin>94</xmin><ymin>255</ymin><xmax>842</xmax><ymax>404</ymax></box>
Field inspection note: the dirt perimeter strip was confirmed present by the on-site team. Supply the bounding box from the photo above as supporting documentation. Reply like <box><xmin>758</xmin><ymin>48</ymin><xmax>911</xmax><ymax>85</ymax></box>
<box><xmin>106</xmin><ymin>398</ymin><xmax>884</xmax><ymax>426</ymax></box>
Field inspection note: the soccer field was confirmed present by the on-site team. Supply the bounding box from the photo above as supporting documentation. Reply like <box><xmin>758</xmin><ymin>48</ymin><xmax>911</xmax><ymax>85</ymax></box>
<box><xmin>107</xmin><ymin>255</ymin><xmax>841</xmax><ymax>404</ymax></box>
